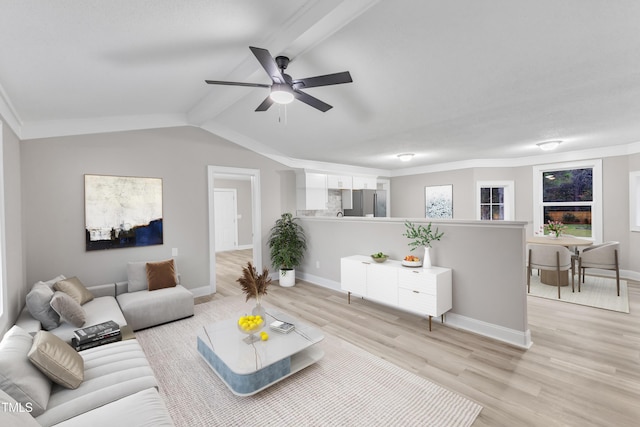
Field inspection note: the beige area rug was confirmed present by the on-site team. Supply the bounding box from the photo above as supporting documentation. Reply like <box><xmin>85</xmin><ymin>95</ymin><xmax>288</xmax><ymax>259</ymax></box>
<box><xmin>135</xmin><ymin>298</ymin><xmax>482</xmax><ymax>427</ymax></box>
<box><xmin>527</xmin><ymin>272</ymin><xmax>629</xmax><ymax>313</ymax></box>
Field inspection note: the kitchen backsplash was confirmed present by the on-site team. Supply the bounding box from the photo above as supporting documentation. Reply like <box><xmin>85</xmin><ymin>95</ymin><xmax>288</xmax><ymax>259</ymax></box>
<box><xmin>297</xmin><ymin>189</ymin><xmax>343</xmax><ymax>217</ymax></box>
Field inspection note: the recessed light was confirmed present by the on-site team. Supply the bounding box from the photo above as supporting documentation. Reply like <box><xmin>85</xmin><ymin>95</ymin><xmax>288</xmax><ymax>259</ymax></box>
<box><xmin>537</xmin><ymin>140</ymin><xmax>562</xmax><ymax>151</ymax></box>
<box><xmin>397</xmin><ymin>153</ymin><xmax>414</xmax><ymax>162</ymax></box>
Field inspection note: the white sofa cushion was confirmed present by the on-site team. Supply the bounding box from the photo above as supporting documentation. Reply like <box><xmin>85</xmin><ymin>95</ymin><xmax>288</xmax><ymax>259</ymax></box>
<box><xmin>49</xmin><ymin>296</ymin><xmax>127</xmax><ymax>344</ymax></box>
<box><xmin>117</xmin><ymin>285</ymin><xmax>193</xmax><ymax>331</ymax></box>
<box><xmin>0</xmin><ymin>326</ymin><xmax>52</xmax><ymax>417</ymax></box>
<box><xmin>0</xmin><ymin>388</ymin><xmax>40</xmax><ymax>427</ymax></box>
<box><xmin>35</xmin><ymin>339</ymin><xmax>158</xmax><ymax>427</ymax></box>
<box><xmin>51</xmin><ymin>388</ymin><xmax>174</xmax><ymax>427</ymax></box>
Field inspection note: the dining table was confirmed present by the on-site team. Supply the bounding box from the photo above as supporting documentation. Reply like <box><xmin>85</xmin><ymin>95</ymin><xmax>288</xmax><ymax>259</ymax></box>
<box><xmin>526</xmin><ymin>235</ymin><xmax>593</xmax><ymax>286</ymax></box>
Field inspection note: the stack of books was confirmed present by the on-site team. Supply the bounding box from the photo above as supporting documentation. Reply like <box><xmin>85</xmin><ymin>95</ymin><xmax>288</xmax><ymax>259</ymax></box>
<box><xmin>72</xmin><ymin>320</ymin><xmax>122</xmax><ymax>351</ymax></box>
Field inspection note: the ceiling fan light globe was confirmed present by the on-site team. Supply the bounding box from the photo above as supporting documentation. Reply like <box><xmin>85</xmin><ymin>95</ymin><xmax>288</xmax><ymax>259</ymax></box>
<box><xmin>270</xmin><ymin>85</ymin><xmax>294</xmax><ymax>104</ymax></box>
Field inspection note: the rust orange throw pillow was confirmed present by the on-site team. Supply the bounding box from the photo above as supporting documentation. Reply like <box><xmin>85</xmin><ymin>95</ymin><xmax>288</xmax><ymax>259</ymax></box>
<box><xmin>146</xmin><ymin>259</ymin><xmax>178</xmax><ymax>291</ymax></box>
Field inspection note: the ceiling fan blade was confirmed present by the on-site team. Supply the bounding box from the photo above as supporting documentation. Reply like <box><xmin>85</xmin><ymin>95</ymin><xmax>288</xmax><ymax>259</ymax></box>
<box><xmin>249</xmin><ymin>46</ymin><xmax>286</xmax><ymax>84</ymax></box>
<box><xmin>255</xmin><ymin>96</ymin><xmax>274</xmax><ymax>112</ymax></box>
<box><xmin>293</xmin><ymin>71</ymin><xmax>352</xmax><ymax>89</ymax></box>
<box><xmin>293</xmin><ymin>89</ymin><xmax>332</xmax><ymax>112</ymax></box>
<box><xmin>205</xmin><ymin>80</ymin><xmax>270</xmax><ymax>88</ymax></box>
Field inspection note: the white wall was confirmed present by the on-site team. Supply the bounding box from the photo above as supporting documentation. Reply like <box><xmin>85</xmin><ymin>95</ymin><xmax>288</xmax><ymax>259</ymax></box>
<box><xmin>20</xmin><ymin>126</ymin><xmax>296</xmax><ymax>293</ymax></box>
<box><xmin>0</xmin><ymin>118</ymin><xmax>25</xmax><ymax>335</ymax></box>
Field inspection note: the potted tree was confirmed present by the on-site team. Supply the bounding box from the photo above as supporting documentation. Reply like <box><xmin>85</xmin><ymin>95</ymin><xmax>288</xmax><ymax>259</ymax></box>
<box><xmin>267</xmin><ymin>213</ymin><xmax>307</xmax><ymax>287</ymax></box>
<box><xmin>403</xmin><ymin>220</ymin><xmax>444</xmax><ymax>268</ymax></box>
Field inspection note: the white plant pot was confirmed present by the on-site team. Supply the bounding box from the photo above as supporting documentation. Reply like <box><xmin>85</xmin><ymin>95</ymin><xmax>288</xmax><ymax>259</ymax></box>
<box><xmin>279</xmin><ymin>269</ymin><xmax>296</xmax><ymax>287</ymax></box>
<box><xmin>423</xmin><ymin>247</ymin><xmax>432</xmax><ymax>268</ymax></box>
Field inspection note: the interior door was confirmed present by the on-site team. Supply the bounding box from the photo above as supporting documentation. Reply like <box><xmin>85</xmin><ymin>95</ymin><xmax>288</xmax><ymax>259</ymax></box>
<box><xmin>214</xmin><ymin>189</ymin><xmax>238</xmax><ymax>252</ymax></box>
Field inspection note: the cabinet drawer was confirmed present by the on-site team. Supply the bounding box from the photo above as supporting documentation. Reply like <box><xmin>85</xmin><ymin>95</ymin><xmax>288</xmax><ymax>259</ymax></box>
<box><xmin>398</xmin><ymin>269</ymin><xmax>436</xmax><ymax>294</ymax></box>
<box><xmin>398</xmin><ymin>288</ymin><xmax>437</xmax><ymax>315</ymax></box>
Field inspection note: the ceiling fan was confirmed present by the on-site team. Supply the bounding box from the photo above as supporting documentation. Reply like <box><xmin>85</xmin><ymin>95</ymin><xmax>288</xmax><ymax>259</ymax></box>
<box><xmin>205</xmin><ymin>46</ymin><xmax>353</xmax><ymax>112</ymax></box>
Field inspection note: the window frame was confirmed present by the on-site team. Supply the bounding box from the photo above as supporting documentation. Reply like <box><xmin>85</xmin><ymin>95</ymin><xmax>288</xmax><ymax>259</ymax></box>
<box><xmin>533</xmin><ymin>160</ymin><xmax>602</xmax><ymax>242</ymax></box>
<box><xmin>476</xmin><ymin>181</ymin><xmax>515</xmax><ymax>221</ymax></box>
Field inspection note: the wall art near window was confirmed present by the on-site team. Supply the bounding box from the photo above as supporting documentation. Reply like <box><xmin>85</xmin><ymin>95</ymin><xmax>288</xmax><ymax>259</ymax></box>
<box><xmin>425</xmin><ymin>185</ymin><xmax>453</xmax><ymax>219</ymax></box>
<box><xmin>85</xmin><ymin>174</ymin><xmax>163</xmax><ymax>251</ymax></box>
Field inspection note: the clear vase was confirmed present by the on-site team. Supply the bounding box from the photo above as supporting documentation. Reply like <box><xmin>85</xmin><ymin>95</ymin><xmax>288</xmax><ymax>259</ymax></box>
<box><xmin>252</xmin><ymin>298</ymin><xmax>266</xmax><ymax>319</ymax></box>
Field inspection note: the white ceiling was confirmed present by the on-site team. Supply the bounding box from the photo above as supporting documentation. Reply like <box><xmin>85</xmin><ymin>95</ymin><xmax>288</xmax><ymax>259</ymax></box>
<box><xmin>2</xmin><ymin>0</ymin><xmax>640</xmax><ymax>174</ymax></box>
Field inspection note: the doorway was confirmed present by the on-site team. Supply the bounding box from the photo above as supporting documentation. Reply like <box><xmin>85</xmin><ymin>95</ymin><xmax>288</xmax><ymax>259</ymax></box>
<box><xmin>207</xmin><ymin>166</ymin><xmax>261</xmax><ymax>294</ymax></box>
<box><xmin>213</xmin><ymin>189</ymin><xmax>238</xmax><ymax>251</ymax></box>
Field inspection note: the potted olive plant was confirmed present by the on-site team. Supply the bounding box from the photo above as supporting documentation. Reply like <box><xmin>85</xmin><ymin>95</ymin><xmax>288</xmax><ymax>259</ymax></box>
<box><xmin>403</xmin><ymin>220</ymin><xmax>444</xmax><ymax>268</ymax></box>
<box><xmin>267</xmin><ymin>213</ymin><xmax>307</xmax><ymax>287</ymax></box>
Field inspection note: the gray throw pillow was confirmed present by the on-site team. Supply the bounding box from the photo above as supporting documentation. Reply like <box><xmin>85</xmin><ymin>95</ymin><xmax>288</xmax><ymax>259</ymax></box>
<box><xmin>0</xmin><ymin>326</ymin><xmax>52</xmax><ymax>417</ymax></box>
<box><xmin>25</xmin><ymin>282</ymin><xmax>61</xmax><ymax>331</ymax></box>
<box><xmin>127</xmin><ymin>261</ymin><xmax>149</xmax><ymax>292</ymax></box>
<box><xmin>49</xmin><ymin>291</ymin><xmax>86</xmax><ymax>327</ymax></box>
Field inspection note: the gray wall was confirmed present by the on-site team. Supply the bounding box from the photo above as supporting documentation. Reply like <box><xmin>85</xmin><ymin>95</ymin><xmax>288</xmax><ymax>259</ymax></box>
<box><xmin>20</xmin><ymin>126</ymin><xmax>295</xmax><ymax>292</ymax></box>
<box><xmin>297</xmin><ymin>217</ymin><xmax>529</xmax><ymax>346</ymax></box>
<box><xmin>391</xmin><ymin>158</ymin><xmax>636</xmax><ymax>272</ymax></box>
<box><xmin>1</xmin><ymin>119</ymin><xmax>25</xmax><ymax>335</ymax></box>
<box><xmin>214</xmin><ymin>178</ymin><xmax>253</xmax><ymax>247</ymax></box>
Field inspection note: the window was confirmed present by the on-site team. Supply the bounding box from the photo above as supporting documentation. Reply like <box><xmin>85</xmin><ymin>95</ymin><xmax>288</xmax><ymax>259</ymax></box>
<box><xmin>476</xmin><ymin>181</ymin><xmax>514</xmax><ymax>220</ymax></box>
<box><xmin>533</xmin><ymin>160</ymin><xmax>602</xmax><ymax>241</ymax></box>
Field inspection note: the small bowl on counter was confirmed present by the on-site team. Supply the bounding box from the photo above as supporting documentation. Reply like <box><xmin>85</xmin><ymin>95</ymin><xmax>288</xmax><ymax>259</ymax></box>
<box><xmin>370</xmin><ymin>253</ymin><xmax>389</xmax><ymax>263</ymax></box>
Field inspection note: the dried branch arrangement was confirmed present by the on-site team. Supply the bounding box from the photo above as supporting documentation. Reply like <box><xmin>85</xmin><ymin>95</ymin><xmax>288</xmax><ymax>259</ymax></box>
<box><xmin>236</xmin><ymin>261</ymin><xmax>271</xmax><ymax>302</ymax></box>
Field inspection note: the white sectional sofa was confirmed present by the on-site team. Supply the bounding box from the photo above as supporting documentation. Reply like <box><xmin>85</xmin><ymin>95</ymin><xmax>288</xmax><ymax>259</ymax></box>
<box><xmin>2</xmin><ymin>259</ymin><xmax>195</xmax><ymax>426</ymax></box>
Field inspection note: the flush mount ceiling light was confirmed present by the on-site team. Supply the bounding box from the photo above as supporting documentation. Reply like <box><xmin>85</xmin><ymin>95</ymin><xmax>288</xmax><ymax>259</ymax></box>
<box><xmin>397</xmin><ymin>153</ymin><xmax>415</xmax><ymax>162</ymax></box>
<box><xmin>269</xmin><ymin>84</ymin><xmax>295</xmax><ymax>104</ymax></box>
<box><xmin>536</xmin><ymin>140</ymin><xmax>562</xmax><ymax>151</ymax></box>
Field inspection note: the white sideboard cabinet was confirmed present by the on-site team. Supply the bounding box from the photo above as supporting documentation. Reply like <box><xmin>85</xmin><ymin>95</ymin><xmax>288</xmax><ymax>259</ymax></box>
<box><xmin>340</xmin><ymin>255</ymin><xmax>452</xmax><ymax>331</ymax></box>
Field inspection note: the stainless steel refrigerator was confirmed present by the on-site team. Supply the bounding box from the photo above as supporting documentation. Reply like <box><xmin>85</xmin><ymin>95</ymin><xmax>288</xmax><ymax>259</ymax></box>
<box><xmin>343</xmin><ymin>189</ymin><xmax>387</xmax><ymax>217</ymax></box>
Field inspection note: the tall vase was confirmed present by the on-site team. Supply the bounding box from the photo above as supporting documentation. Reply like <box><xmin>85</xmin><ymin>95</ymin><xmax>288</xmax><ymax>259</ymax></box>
<box><xmin>252</xmin><ymin>296</ymin><xmax>266</xmax><ymax>319</ymax></box>
<box><xmin>423</xmin><ymin>246</ymin><xmax>432</xmax><ymax>268</ymax></box>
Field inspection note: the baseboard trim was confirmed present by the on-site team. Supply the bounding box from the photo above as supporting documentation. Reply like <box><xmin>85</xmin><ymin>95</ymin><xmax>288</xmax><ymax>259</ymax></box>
<box><xmin>444</xmin><ymin>313</ymin><xmax>533</xmax><ymax>349</ymax></box>
<box><xmin>297</xmin><ymin>272</ymin><xmax>341</xmax><ymax>291</ymax></box>
<box><xmin>190</xmin><ymin>285</ymin><xmax>213</xmax><ymax>298</ymax></box>
<box><xmin>296</xmin><ymin>272</ymin><xmax>532</xmax><ymax>349</ymax></box>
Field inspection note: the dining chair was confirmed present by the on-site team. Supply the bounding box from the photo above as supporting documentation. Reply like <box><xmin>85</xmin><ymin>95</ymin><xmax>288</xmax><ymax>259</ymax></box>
<box><xmin>527</xmin><ymin>243</ymin><xmax>574</xmax><ymax>299</ymax></box>
<box><xmin>577</xmin><ymin>241</ymin><xmax>620</xmax><ymax>296</ymax></box>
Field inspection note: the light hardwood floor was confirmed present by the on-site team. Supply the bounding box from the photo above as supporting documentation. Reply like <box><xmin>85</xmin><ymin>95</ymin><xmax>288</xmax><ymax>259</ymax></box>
<box><xmin>206</xmin><ymin>249</ymin><xmax>640</xmax><ymax>427</ymax></box>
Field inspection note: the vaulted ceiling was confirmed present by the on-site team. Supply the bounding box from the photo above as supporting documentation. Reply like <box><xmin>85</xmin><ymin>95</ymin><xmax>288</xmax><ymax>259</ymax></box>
<box><xmin>2</xmin><ymin>0</ymin><xmax>640</xmax><ymax>174</ymax></box>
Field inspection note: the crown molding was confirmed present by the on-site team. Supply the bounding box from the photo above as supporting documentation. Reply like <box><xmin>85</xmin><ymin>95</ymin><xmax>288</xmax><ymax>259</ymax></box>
<box><xmin>389</xmin><ymin>141</ymin><xmax>640</xmax><ymax>177</ymax></box>
<box><xmin>0</xmin><ymin>82</ymin><xmax>22</xmax><ymax>138</ymax></box>
<box><xmin>19</xmin><ymin>114</ymin><xmax>189</xmax><ymax>140</ymax></box>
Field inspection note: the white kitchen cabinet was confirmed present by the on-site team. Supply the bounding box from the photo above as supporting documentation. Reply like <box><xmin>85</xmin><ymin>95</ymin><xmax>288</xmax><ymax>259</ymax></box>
<box><xmin>352</xmin><ymin>175</ymin><xmax>378</xmax><ymax>190</ymax></box>
<box><xmin>341</xmin><ymin>255</ymin><xmax>452</xmax><ymax>331</ymax></box>
<box><xmin>327</xmin><ymin>174</ymin><xmax>353</xmax><ymax>189</ymax></box>
<box><xmin>296</xmin><ymin>172</ymin><xmax>328</xmax><ymax>210</ymax></box>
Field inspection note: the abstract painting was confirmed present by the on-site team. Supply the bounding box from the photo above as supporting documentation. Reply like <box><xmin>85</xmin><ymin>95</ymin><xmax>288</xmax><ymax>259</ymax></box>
<box><xmin>85</xmin><ymin>174</ymin><xmax>163</xmax><ymax>251</ymax></box>
<box><xmin>425</xmin><ymin>185</ymin><xmax>453</xmax><ymax>219</ymax></box>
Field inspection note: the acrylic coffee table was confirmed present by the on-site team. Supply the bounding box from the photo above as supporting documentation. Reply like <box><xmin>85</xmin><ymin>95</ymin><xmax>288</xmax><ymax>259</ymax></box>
<box><xmin>196</xmin><ymin>308</ymin><xmax>324</xmax><ymax>396</ymax></box>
